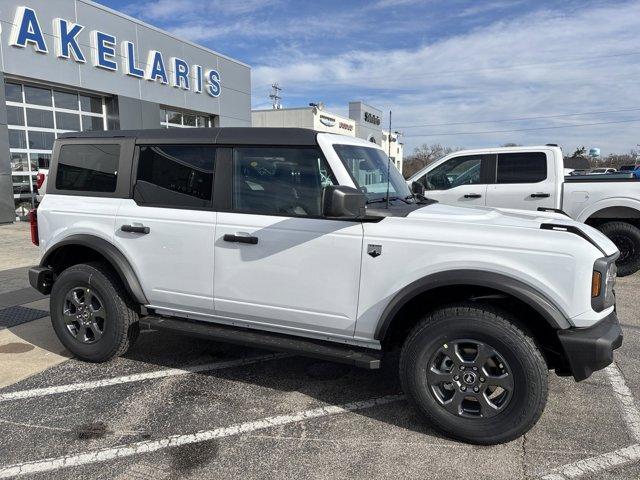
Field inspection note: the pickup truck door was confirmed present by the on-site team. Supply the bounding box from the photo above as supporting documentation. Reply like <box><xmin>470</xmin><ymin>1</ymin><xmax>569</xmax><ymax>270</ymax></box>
<box><xmin>485</xmin><ymin>151</ymin><xmax>558</xmax><ymax>210</ymax></box>
<box><xmin>413</xmin><ymin>154</ymin><xmax>492</xmax><ymax>206</ymax></box>
<box><xmin>212</xmin><ymin>147</ymin><xmax>363</xmax><ymax>337</ymax></box>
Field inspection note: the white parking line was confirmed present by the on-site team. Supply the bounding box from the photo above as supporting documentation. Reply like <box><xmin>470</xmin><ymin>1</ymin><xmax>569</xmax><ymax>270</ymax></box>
<box><xmin>541</xmin><ymin>444</ymin><xmax>640</xmax><ymax>480</ymax></box>
<box><xmin>604</xmin><ymin>363</ymin><xmax>640</xmax><ymax>441</ymax></box>
<box><xmin>0</xmin><ymin>394</ymin><xmax>405</xmax><ymax>478</ymax></box>
<box><xmin>0</xmin><ymin>353</ymin><xmax>289</xmax><ymax>402</ymax></box>
<box><xmin>539</xmin><ymin>362</ymin><xmax>640</xmax><ymax>479</ymax></box>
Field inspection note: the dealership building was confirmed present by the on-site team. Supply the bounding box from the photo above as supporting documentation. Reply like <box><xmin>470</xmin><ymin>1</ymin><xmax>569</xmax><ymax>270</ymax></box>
<box><xmin>252</xmin><ymin>101</ymin><xmax>404</xmax><ymax>173</ymax></box>
<box><xmin>0</xmin><ymin>0</ymin><xmax>251</xmax><ymax>223</ymax></box>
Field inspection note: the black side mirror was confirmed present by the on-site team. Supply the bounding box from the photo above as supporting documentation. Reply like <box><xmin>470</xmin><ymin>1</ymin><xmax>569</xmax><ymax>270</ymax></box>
<box><xmin>411</xmin><ymin>181</ymin><xmax>425</xmax><ymax>196</ymax></box>
<box><xmin>322</xmin><ymin>185</ymin><xmax>366</xmax><ymax>219</ymax></box>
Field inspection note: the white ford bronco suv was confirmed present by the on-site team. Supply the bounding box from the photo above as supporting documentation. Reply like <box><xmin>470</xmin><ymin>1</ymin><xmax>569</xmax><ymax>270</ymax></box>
<box><xmin>29</xmin><ymin>128</ymin><xmax>622</xmax><ymax>445</ymax></box>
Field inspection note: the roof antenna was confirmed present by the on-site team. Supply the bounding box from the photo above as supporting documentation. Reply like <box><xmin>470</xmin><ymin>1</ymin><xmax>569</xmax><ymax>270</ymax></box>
<box><xmin>385</xmin><ymin>110</ymin><xmax>392</xmax><ymax>209</ymax></box>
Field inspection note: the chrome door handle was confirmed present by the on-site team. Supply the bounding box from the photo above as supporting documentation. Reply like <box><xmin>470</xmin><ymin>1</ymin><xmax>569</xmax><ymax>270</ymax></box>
<box><xmin>464</xmin><ymin>193</ymin><xmax>482</xmax><ymax>199</ymax></box>
<box><xmin>530</xmin><ymin>193</ymin><xmax>551</xmax><ymax>198</ymax></box>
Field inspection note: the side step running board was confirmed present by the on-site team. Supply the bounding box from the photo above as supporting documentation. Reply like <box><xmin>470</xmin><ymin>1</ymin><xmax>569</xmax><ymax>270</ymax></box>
<box><xmin>141</xmin><ymin>316</ymin><xmax>383</xmax><ymax>369</ymax></box>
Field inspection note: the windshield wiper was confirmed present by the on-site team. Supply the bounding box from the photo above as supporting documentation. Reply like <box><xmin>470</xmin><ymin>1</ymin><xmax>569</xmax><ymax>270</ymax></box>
<box><xmin>366</xmin><ymin>196</ymin><xmax>411</xmax><ymax>205</ymax></box>
<box><xmin>366</xmin><ymin>196</ymin><xmax>396</xmax><ymax>205</ymax></box>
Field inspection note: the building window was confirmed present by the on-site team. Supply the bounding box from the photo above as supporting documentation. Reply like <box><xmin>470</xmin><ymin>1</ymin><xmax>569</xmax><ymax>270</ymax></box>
<box><xmin>4</xmin><ymin>81</ymin><xmax>107</xmax><ymax>213</ymax></box>
<box><xmin>160</xmin><ymin>107</ymin><xmax>214</xmax><ymax>128</ymax></box>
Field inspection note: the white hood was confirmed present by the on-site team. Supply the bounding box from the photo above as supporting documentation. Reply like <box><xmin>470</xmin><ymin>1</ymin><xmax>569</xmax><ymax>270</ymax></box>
<box><xmin>407</xmin><ymin>203</ymin><xmax>619</xmax><ymax>257</ymax></box>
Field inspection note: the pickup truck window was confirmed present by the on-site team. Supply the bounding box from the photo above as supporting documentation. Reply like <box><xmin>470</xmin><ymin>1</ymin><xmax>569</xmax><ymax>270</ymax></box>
<box><xmin>497</xmin><ymin>152</ymin><xmax>547</xmax><ymax>184</ymax></box>
<box><xmin>134</xmin><ymin>145</ymin><xmax>215</xmax><ymax>209</ymax></box>
<box><xmin>334</xmin><ymin>144</ymin><xmax>411</xmax><ymax>201</ymax></box>
<box><xmin>420</xmin><ymin>155</ymin><xmax>482</xmax><ymax>191</ymax></box>
<box><xmin>55</xmin><ymin>144</ymin><xmax>120</xmax><ymax>192</ymax></box>
<box><xmin>232</xmin><ymin>147</ymin><xmax>335</xmax><ymax>217</ymax></box>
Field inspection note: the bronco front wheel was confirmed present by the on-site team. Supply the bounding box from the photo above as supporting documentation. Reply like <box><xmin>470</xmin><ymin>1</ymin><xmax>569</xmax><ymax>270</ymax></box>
<box><xmin>399</xmin><ymin>304</ymin><xmax>548</xmax><ymax>445</ymax></box>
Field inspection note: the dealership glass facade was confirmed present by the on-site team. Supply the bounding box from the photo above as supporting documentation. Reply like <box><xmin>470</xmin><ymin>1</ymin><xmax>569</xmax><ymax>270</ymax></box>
<box><xmin>6</xmin><ymin>84</ymin><xmax>218</xmax><ymax>215</ymax></box>
<box><xmin>6</xmin><ymin>81</ymin><xmax>107</xmax><ymax>213</ymax></box>
<box><xmin>160</xmin><ymin>108</ymin><xmax>214</xmax><ymax>129</ymax></box>
<box><xmin>0</xmin><ymin>0</ymin><xmax>251</xmax><ymax>224</ymax></box>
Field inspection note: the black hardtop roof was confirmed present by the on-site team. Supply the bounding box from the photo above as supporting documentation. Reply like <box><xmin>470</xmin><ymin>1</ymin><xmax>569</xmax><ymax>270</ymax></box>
<box><xmin>58</xmin><ymin>127</ymin><xmax>320</xmax><ymax>146</ymax></box>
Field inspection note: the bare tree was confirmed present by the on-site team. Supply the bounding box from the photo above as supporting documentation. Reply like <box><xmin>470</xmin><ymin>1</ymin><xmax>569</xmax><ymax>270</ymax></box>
<box><xmin>596</xmin><ymin>150</ymin><xmax>639</xmax><ymax>169</ymax></box>
<box><xmin>571</xmin><ymin>146</ymin><xmax>587</xmax><ymax>158</ymax></box>
<box><xmin>402</xmin><ymin>143</ymin><xmax>463</xmax><ymax>178</ymax></box>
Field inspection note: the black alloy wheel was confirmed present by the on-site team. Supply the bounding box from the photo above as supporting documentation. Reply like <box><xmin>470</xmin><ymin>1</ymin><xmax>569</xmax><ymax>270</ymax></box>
<box><xmin>427</xmin><ymin>339</ymin><xmax>513</xmax><ymax>419</ymax></box>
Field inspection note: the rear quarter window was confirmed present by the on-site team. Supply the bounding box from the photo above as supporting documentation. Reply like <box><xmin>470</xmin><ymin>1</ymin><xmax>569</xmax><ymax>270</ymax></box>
<box><xmin>55</xmin><ymin>144</ymin><xmax>120</xmax><ymax>192</ymax></box>
<box><xmin>496</xmin><ymin>152</ymin><xmax>547</xmax><ymax>184</ymax></box>
<box><xmin>134</xmin><ymin>145</ymin><xmax>216</xmax><ymax>209</ymax></box>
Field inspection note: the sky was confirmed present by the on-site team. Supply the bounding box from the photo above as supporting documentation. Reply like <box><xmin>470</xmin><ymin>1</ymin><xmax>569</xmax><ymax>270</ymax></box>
<box><xmin>100</xmin><ymin>0</ymin><xmax>640</xmax><ymax>156</ymax></box>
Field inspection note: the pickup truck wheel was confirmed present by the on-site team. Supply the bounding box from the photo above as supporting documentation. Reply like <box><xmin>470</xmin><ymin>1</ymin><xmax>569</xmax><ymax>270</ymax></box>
<box><xmin>399</xmin><ymin>304</ymin><xmax>548</xmax><ymax>445</ymax></box>
<box><xmin>50</xmin><ymin>262</ymin><xmax>140</xmax><ymax>362</ymax></box>
<box><xmin>598</xmin><ymin>221</ymin><xmax>640</xmax><ymax>277</ymax></box>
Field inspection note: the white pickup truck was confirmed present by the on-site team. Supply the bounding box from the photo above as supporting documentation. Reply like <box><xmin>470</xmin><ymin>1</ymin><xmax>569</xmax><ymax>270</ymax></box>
<box><xmin>408</xmin><ymin>146</ymin><xmax>640</xmax><ymax>276</ymax></box>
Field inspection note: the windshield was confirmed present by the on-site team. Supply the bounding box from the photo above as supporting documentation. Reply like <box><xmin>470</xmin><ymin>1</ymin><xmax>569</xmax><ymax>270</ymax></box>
<box><xmin>333</xmin><ymin>144</ymin><xmax>411</xmax><ymax>202</ymax></box>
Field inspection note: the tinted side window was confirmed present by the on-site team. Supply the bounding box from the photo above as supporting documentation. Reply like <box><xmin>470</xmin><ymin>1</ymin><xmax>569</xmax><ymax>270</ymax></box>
<box><xmin>56</xmin><ymin>144</ymin><xmax>120</xmax><ymax>192</ymax></box>
<box><xmin>497</xmin><ymin>152</ymin><xmax>547</xmax><ymax>183</ymax></box>
<box><xmin>233</xmin><ymin>147</ymin><xmax>335</xmax><ymax>217</ymax></box>
<box><xmin>421</xmin><ymin>155</ymin><xmax>483</xmax><ymax>191</ymax></box>
<box><xmin>134</xmin><ymin>145</ymin><xmax>215</xmax><ymax>208</ymax></box>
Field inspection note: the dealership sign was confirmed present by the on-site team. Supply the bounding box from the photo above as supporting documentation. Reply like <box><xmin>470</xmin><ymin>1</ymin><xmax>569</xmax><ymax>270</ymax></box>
<box><xmin>8</xmin><ymin>6</ymin><xmax>221</xmax><ymax>97</ymax></box>
<box><xmin>319</xmin><ymin>114</ymin><xmax>336</xmax><ymax>127</ymax></box>
<box><xmin>364</xmin><ymin>111</ymin><xmax>381</xmax><ymax>126</ymax></box>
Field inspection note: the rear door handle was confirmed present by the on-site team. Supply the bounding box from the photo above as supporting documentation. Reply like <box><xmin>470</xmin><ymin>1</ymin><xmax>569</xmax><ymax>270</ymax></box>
<box><xmin>121</xmin><ymin>224</ymin><xmax>150</xmax><ymax>234</ymax></box>
<box><xmin>530</xmin><ymin>193</ymin><xmax>551</xmax><ymax>198</ymax></box>
<box><xmin>464</xmin><ymin>193</ymin><xmax>482</xmax><ymax>199</ymax></box>
<box><xmin>224</xmin><ymin>234</ymin><xmax>258</xmax><ymax>245</ymax></box>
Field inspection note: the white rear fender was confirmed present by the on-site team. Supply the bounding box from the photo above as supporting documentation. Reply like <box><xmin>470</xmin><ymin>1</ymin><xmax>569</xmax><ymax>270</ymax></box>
<box><xmin>574</xmin><ymin>197</ymin><xmax>640</xmax><ymax>224</ymax></box>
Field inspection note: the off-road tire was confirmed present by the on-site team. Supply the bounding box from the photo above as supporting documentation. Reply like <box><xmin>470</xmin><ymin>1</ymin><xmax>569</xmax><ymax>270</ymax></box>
<box><xmin>50</xmin><ymin>262</ymin><xmax>140</xmax><ymax>362</ymax></box>
<box><xmin>598</xmin><ymin>221</ymin><xmax>640</xmax><ymax>277</ymax></box>
<box><xmin>399</xmin><ymin>303</ymin><xmax>548</xmax><ymax>445</ymax></box>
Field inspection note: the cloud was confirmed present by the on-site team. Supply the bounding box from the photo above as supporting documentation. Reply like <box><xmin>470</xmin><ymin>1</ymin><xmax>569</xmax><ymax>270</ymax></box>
<box><xmin>125</xmin><ymin>0</ymin><xmax>279</xmax><ymax>22</ymax></box>
<box><xmin>250</xmin><ymin>1</ymin><xmax>640</xmax><ymax>154</ymax></box>
<box><xmin>164</xmin><ymin>9</ymin><xmax>372</xmax><ymax>48</ymax></box>
<box><xmin>116</xmin><ymin>0</ymin><xmax>640</xmax><ymax>154</ymax></box>
<box><xmin>372</xmin><ymin>0</ymin><xmax>427</xmax><ymax>8</ymax></box>
<box><xmin>457</xmin><ymin>0</ymin><xmax>525</xmax><ymax>18</ymax></box>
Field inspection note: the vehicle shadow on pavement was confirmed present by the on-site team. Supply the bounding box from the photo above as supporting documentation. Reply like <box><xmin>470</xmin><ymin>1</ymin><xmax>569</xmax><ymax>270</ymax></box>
<box><xmin>129</xmin><ymin>330</ymin><xmax>445</xmax><ymax>439</ymax></box>
<box><xmin>8</xmin><ymin>323</ymin><xmax>446</xmax><ymax>441</ymax></box>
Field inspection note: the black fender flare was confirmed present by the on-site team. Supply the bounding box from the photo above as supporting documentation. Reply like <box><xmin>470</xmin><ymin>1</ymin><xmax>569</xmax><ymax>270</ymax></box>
<box><xmin>374</xmin><ymin>269</ymin><xmax>572</xmax><ymax>342</ymax></box>
<box><xmin>41</xmin><ymin>234</ymin><xmax>148</xmax><ymax>305</ymax></box>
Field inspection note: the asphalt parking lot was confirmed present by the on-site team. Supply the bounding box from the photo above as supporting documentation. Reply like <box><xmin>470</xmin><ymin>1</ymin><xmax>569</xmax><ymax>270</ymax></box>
<box><xmin>1</xmin><ymin>222</ymin><xmax>640</xmax><ymax>479</ymax></box>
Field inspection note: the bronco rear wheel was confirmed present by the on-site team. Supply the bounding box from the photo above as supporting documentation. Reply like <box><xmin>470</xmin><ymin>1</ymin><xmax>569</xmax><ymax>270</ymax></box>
<box><xmin>50</xmin><ymin>262</ymin><xmax>140</xmax><ymax>362</ymax></box>
<box><xmin>399</xmin><ymin>304</ymin><xmax>548</xmax><ymax>445</ymax></box>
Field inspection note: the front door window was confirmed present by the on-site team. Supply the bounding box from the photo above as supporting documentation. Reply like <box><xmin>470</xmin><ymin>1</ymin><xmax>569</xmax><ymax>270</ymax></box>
<box><xmin>232</xmin><ymin>147</ymin><xmax>336</xmax><ymax>217</ymax></box>
<box><xmin>421</xmin><ymin>155</ymin><xmax>483</xmax><ymax>191</ymax></box>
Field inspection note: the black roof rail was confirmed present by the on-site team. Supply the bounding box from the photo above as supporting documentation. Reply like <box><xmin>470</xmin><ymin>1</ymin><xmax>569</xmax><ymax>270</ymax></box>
<box><xmin>58</xmin><ymin>127</ymin><xmax>321</xmax><ymax>146</ymax></box>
